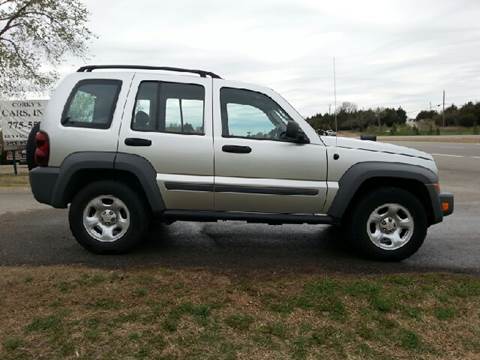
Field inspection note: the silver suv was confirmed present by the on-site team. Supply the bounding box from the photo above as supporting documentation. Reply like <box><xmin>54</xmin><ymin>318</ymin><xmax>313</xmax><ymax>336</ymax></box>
<box><xmin>28</xmin><ymin>65</ymin><xmax>453</xmax><ymax>260</ymax></box>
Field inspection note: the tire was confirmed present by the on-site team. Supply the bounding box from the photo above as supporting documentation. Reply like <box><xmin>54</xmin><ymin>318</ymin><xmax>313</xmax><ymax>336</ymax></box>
<box><xmin>345</xmin><ymin>187</ymin><xmax>427</xmax><ymax>261</ymax></box>
<box><xmin>69</xmin><ymin>180</ymin><xmax>150</xmax><ymax>254</ymax></box>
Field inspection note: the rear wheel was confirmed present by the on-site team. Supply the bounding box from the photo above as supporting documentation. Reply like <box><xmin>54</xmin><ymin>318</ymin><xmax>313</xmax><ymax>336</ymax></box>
<box><xmin>69</xmin><ymin>181</ymin><xmax>149</xmax><ymax>254</ymax></box>
<box><xmin>346</xmin><ymin>187</ymin><xmax>427</xmax><ymax>261</ymax></box>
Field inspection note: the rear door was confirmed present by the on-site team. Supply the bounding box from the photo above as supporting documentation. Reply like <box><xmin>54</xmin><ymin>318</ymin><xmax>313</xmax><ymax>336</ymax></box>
<box><xmin>212</xmin><ymin>80</ymin><xmax>328</xmax><ymax>214</ymax></box>
<box><xmin>118</xmin><ymin>73</ymin><xmax>214</xmax><ymax>210</ymax></box>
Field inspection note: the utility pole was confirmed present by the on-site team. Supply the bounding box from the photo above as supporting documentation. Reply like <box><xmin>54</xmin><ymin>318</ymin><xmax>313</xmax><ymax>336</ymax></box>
<box><xmin>442</xmin><ymin>90</ymin><xmax>446</xmax><ymax>127</ymax></box>
<box><xmin>429</xmin><ymin>101</ymin><xmax>432</xmax><ymax>111</ymax></box>
<box><xmin>333</xmin><ymin>57</ymin><xmax>338</xmax><ymax>144</ymax></box>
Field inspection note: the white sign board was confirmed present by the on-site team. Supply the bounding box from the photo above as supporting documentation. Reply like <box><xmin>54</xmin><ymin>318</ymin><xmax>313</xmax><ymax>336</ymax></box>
<box><xmin>0</xmin><ymin>100</ymin><xmax>48</xmax><ymax>151</ymax></box>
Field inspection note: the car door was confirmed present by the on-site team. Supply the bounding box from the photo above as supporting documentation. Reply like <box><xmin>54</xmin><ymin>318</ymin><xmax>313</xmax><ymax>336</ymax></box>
<box><xmin>213</xmin><ymin>80</ymin><xmax>328</xmax><ymax>214</ymax></box>
<box><xmin>118</xmin><ymin>73</ymin><xmax>214</xmax><ymax>210</ymax></box>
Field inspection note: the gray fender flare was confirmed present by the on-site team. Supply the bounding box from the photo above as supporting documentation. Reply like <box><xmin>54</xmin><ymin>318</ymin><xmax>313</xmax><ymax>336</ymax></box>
<box><xmin>51</xmin><ymin>152</ymin><xmax>165</xmax><ymax>213</ymax></box>
<box><xmin>327</xmin><ymin>161</ymin><xmax>441</xmax><ymax>222</ymax></box>
<box><xmin>114</xmin><ymin>153</ymin><xmax>165</xmax><ymax>213</ymax></box>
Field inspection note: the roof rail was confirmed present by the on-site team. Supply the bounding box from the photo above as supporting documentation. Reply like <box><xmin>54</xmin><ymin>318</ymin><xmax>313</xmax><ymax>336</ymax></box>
<box><xmin>77</xmin><ymin>65</ymin><xmax>222</xmax><ymax>79</ymax></box>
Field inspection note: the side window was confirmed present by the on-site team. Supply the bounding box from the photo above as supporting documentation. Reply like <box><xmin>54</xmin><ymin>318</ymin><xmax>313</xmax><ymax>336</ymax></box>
<box><xmin>220</xmin><ymin>88</ymin><xmax>292</xmax><ymax>140</ymax></box>
<box><xmin>132</xmin><ymin>81</ymin><xmax>205</xmax><ymax>134</ymax></box>
<box><xmin>62</xmin><ymin>79</ymin><xmax>121</xmax><ymax>129</ymax></box>
<box><xmin>133</xmin><ymin>82</ymin><xmax>157</xmax><ymax>131</ymax></box>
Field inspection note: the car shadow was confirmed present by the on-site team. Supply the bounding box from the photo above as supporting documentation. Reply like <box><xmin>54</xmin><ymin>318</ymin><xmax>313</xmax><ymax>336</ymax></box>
<box><xmin>0</xmin><ymin>209</ymin><xmax>435</xmax><ymax>275</ymax></box>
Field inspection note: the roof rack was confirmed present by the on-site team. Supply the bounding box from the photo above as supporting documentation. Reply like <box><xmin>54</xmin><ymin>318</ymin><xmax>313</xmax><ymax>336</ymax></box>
<box><xmin>77</xmin><ymin>65</ymin><xmax>222</xmax><ymax>79</ymax></box>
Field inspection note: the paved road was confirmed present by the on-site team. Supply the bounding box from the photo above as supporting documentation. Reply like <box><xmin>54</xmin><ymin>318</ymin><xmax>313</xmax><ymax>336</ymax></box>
<box><xmin>0</xmin><ymin>141</ymin><xmax>479</xmax><ymax>274</ymax></box>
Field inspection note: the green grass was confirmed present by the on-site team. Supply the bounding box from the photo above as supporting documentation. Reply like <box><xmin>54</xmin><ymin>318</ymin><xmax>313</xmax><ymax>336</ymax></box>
<box><xmin>434</xmin><ymin>307</ymin><xmax>456</xmax><ymax>320</ymax></box>
<box><xmin>224</xmin><ymin>313</ymin><xmax>254</xmax><ymax>330</ymax></box>
<box><xmin>25</xmin><ymin>314</ymin><xmax>63</xmax><ymax>333</ymax></box>
<box><xmin>2</xmin><ymin>337</ymin><xmax>24</xmax><ymax>351</ymax></box>
<box><xmin>1</xmin><ymin>268</ymin><xmax>480</xmax><ymax>359</ymax></box>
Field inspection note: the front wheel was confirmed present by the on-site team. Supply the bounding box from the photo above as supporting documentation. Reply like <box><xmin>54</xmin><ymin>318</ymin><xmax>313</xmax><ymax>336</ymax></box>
<box><xmin>345</xmin><ymin>187</ymin><xmax>427</xmax><ymax>261</ymax></box>
<box><xmin>69</xmin><ymin>181</ymin><xmax>149</xmax><ymax>254</ymax></box>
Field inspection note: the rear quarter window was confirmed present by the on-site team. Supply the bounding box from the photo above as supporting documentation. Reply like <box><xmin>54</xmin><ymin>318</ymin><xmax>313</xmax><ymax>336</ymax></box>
<box><xmin>62</xmin><ymin>79</ymin><xmax>122</xmax><ymax>129</ymax></box>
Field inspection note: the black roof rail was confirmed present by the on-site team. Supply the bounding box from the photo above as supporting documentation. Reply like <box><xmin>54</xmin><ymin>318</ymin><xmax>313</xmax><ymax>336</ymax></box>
<box><xmin>77</xmin><ymin>65</ymin><xmax>222</xmax><ymax>79</ymax></box>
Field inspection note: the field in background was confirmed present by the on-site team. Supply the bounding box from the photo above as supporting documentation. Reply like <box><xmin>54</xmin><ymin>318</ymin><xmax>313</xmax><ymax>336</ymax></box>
<box><xmin>1</xmin><ymin>266</ymin><xmax>479</xmax><ymax>360</ymax></box>
<box><xmin>371</xmin><ymin>125</ymin><xmax>478</xmax><ymax>137</ymax></box>
<box><xmin>337</xmin><ymin>130</ymin><xmax>480</xmax><ymax>143</ymax></box>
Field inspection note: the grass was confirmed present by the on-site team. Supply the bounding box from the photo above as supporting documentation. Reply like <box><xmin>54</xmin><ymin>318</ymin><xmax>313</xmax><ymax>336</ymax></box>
<box><xmin>0</xmin><ymin>267</ymin><xmax>480</xmax><ymax>359</ymax></box>
<box><xmin>364</xmin><ymin>125</ymin><xmax>479</xmax><ymax>137</ymax></box>
<box><xmin>0</xmin><ymin>173</ymin><xmax>29</xmax><ymax>187</ymax></box>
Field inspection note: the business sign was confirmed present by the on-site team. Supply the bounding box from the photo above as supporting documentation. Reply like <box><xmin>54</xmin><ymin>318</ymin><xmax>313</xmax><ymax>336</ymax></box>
<box><xmin>0</xmin><ymin>100</ymin><xmax>48</xmax><ymax>151</ymax></box>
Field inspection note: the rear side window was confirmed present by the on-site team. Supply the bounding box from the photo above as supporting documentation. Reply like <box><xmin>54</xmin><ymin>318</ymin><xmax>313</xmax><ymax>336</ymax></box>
<box><xmin>132</xmin><ymin>81</ymin><xmax>205</xmax><ymax>135</ymax></box>
<box><xmin>62</xmin><ymin>79</ymin><xmax>122</xmax><ymax>129</ymax></box>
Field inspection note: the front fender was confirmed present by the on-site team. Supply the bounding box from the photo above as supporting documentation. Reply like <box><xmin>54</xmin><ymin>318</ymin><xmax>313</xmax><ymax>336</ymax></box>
<box><xmin>327</xmin><ymin>161</ymin><xmax>442</xmax><ymax>223</ymax></box>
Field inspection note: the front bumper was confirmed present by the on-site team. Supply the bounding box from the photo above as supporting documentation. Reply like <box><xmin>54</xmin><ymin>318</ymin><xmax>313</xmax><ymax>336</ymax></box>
<box><xmin>426</xmin><ymin>184</ymin><xmax>454</xmax><ymax>224</ymax></box>
<box><xmin>439</xmin><ymin>192</ymin><xmax>454</xmax><ymax>217</ymax></box>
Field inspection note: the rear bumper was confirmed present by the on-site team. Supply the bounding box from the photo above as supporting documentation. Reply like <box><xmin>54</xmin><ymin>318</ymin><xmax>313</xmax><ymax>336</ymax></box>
<box><xmin>29</xmin><ymin>166</ymin><xmax>60</xmax><ymax>206</ymax></box>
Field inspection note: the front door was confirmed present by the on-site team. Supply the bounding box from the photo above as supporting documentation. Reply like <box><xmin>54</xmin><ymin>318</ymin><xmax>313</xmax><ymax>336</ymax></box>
<box><xmin>212</xmin><ymin>80</ymin><xmax>328</xmax><ymax>214</ymax></box>
<box><xmin>118</xmin><ymin>74</ymin><xmax>214</xmax><ymax>210</ymax></box>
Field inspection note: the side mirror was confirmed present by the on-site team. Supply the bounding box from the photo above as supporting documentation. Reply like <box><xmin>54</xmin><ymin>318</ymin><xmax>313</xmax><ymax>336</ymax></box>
<box><xmin>285</xmin><ymin>121</ymin><xmax>299</xmax><ymax>138</ymax></box>
<box><xmin>285</xmin><ymin>121</ymin><xmax>310</xmax><ymax>144</ymax></box>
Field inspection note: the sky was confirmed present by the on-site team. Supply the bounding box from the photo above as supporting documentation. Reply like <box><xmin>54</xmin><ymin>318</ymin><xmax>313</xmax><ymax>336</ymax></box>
<box><xmin>56</xmin><ymin>0</ymin><xmax>480</xmax><ymax>118</ymax></box>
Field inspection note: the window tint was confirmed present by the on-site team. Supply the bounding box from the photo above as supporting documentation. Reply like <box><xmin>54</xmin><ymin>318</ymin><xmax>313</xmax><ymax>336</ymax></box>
<box><xmin>62</xmin><ymin>80</ymin><xmax>121</xmax><ymax>129</ymax></box>
<box><xmin>220</xmin><ymin>88</ymin><xmax>292</xmax><ymax>140</ymax></box>
<box><xmin>132</xmin><ymin>81</ymin><xmax>204</xmax><ymax>134</ymax></box>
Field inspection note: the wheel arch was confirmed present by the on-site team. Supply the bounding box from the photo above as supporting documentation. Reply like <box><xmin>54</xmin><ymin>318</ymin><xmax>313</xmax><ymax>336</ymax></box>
<box><xmin>51</xmin><ymin>152</ymin><xmax>165</xmax><ymax>214</ymax></box>
<box><xmin>327</xmin><ymin>162</ymin><xmax>442</xmax><ymax>225</ymax></box>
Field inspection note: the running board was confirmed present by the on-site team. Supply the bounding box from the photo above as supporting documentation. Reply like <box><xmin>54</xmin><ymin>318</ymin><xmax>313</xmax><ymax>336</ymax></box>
<box><xmin>162</xmin><ymin>210</ymin><xmax>335</xmax><ymax>225</ymax></box>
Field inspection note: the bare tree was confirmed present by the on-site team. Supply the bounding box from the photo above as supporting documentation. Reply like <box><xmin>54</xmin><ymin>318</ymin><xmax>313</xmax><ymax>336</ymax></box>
<box><xmin>338</xmin><ymin>101</ymin><xmax>358</xmax><ymax>114</ymax></box>
<box><xmin>0</xmin><ymin>0</ymin><xmax>94</xmax><ymax>96</ymax></box>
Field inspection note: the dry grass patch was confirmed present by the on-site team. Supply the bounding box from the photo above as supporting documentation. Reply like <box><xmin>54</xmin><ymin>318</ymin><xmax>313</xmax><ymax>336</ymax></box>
<box><xmin>0</xmin><ymin>173</ymin><xmax>29</xmax><ymax>187</ymax></box>
<box><xmin>0</xmin><ymin>266</ymin><xmax>479</xmax><ymax>359</ymax></box>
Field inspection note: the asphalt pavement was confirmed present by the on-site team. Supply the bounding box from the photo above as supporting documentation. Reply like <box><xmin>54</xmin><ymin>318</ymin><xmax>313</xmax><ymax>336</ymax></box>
<box><xmin>0</xmin><ymin>141</ymin><xmax>479</xmax><ymax>274</ymax></box>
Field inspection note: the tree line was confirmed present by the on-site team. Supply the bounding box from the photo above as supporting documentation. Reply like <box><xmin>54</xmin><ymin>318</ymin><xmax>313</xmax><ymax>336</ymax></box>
<box><xmin>306</xmin><ymin>101</ymin><xmax>480</xmax><ymax>131</ymax></box>
<box><xmin>417</xmin><ymin>102</ymin><xmax>480</xmax><ymax>127</ymax></box>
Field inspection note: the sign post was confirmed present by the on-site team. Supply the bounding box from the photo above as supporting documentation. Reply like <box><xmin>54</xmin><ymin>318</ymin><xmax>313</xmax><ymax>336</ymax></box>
<box><xmin>12</xmin><ymin>150</ymin><xmax>17</xmax><ymax>175</ymax></box>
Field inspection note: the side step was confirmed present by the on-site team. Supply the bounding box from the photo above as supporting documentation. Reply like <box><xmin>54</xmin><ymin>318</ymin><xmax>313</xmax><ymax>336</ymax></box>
<box><xmin>162</xmin><ymin>210</ymin><xmax>335</xmax><ymax>225</ymax></box>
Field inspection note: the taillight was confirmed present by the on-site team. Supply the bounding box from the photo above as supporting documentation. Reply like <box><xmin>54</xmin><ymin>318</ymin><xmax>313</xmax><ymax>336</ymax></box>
<box><xmin>34</xmin><ymin>131</ymin><xmax>49</xmax><ymax>166</ymax></box>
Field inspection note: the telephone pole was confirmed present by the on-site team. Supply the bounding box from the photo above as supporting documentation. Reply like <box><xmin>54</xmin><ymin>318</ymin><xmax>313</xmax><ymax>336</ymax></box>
<box><xmin>442</xmin><ymin>90</ymin><xmax>446</xmax><ymax>127</ymax></box>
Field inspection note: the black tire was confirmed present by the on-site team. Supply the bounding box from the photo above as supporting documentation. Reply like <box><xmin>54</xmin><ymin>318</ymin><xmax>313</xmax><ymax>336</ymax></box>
<box><xmin>26</xmin><ymin>123</ymin><xmax>40</xmax><ymax>170</ymax></box>
<box><xmin>345</xmin><ymin>187</ymin><xmax>427</xmax><ymax>261</ymax></box>
<box><xmin>69</xmin><ymin>180</ymin><xmax>150</xmax><ymax>254</ymax></box>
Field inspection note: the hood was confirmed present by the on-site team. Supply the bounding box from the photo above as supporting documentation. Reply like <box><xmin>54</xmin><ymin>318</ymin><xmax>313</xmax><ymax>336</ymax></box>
<box><xmin>320</xmin><ymin>136</ymin><xmax>433</xmax><ymax>161</ymax></box>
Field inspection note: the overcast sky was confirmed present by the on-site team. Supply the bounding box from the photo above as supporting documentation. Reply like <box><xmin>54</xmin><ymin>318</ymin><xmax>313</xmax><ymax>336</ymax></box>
<box><xmin>59</xmin><ymin>0</ymin><xmax>480</xmax><ymax>118</ymax></box>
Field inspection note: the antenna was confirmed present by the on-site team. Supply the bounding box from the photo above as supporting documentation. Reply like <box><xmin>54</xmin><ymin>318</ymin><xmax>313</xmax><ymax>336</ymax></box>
<box><xmin>333</xmin><ymin>57</ymin><xmax>338</xmax><ymax>145</ymax></box>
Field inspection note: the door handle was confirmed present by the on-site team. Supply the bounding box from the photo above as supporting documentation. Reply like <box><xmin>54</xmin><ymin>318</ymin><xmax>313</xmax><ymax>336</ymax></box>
<box><xmin>125</xmin><ymin>138</ymin><xmax>152</xmax><ymax>146</ymax></box>
<box><xmin>222</xmin><ymin>145</ymin><xmax>252</xmax><ymax>154</ymax></box>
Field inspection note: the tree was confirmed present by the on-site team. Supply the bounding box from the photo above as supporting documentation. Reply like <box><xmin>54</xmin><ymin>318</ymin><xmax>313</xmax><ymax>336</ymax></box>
<box><xmin>395</xmin><ymin>107</ymin><xmax>407</xmax><ymax>124</ymax></box>
<box><xmin>338</xmin><ymin>101</ymin><xmax>357</xmax><ymax>114</ymax></box>
<box><xmin>416</xmin><ymin>110</ymin><xmax>437</xmax><ymax>122</ymax></box>
<box><xmin>0</xmin><ymin>0</ymin><xmax>93</xmax><ymax>96</ymax></box>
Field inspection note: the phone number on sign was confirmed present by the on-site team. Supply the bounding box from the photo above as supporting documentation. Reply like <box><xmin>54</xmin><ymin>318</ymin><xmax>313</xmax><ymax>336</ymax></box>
<box><xmin>6</xmin><ymin>121</ymin><xmax>40</xmax><ymax>130</ymax></box>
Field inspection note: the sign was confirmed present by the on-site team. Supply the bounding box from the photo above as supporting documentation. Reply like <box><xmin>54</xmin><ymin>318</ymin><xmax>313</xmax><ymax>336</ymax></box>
<box><xmin>6</xmin><ymin>150</ymin><xmax>25</xmax><ymax>162</ymax></box>
<box><xmin>0</xmin><ymin>100</ymin><xmax>48</xmax><ymax>151</ymax></box>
